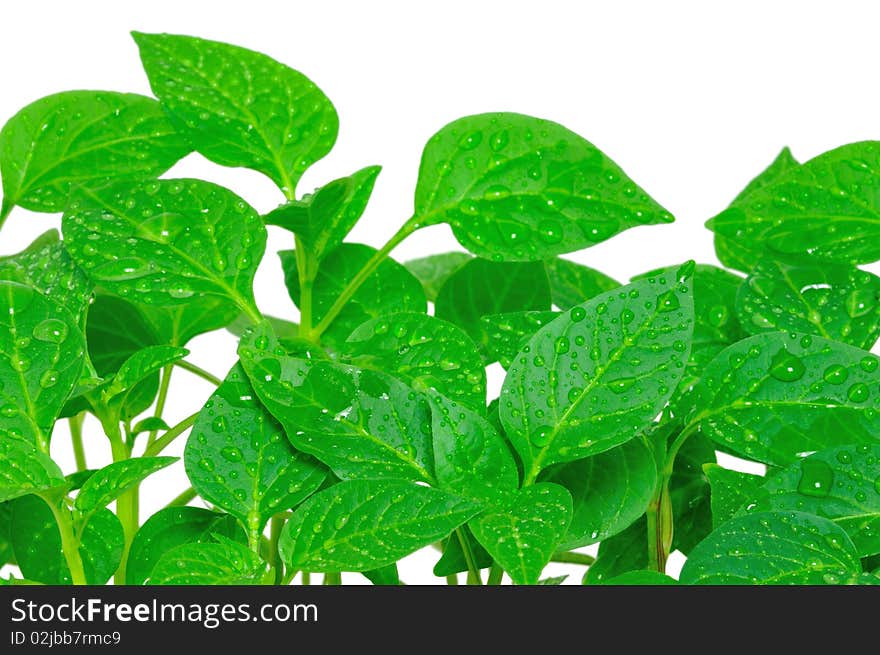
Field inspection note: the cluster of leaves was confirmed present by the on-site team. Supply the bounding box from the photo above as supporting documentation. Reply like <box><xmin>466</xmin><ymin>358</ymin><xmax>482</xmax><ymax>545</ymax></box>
<box><xmin>1</xmin><ymin>32</ymin><xmax>879</xmax><ymax>587</ymax></box>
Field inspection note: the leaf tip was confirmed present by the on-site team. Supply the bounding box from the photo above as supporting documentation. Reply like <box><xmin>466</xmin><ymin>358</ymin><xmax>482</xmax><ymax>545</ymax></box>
<box><xmin>676</xmin><ymin>260</ymin><xmax>696</xmax><ymax>283</ymax></box>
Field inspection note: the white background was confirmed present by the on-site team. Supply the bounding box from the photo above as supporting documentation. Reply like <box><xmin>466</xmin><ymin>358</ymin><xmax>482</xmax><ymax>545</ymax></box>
<box><xmin>2</xmin><ymin>0</ymin><xmax>880</xmax><ymax>584</ymax></box>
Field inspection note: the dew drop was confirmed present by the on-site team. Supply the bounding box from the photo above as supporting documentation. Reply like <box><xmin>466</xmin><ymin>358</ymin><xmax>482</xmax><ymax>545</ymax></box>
<box><xmin>655</xmin><ymin>290</ymin><xmax>679</xmax><ymax>313</ymax></box>
<box><xmin>845</xmin><ymin>290</ymin><xmax>876</xmax><ymax>318</ymax></box>
<box><xmin>823</xmin><ymin>364</ymin><xmax>849</xmax><ymax>385</ymax></box>
<box><xmin>198</xmin><ymin>458</ymin><xmax>215</xmax><ymax>472</ymax></box>
<box><xmin>769</xmin><ymin>347</ymin><xmax>806</xmax><ymax>382</ymax></box>
<box><xmin>212</xmin><ymin>416</ymin><xmax>228</xmax><ymax>433</ymax></box>
<box><xmin>530</xmin><ymin>425</ymin><xmax>553</xmax><ymax>447</ymax></box>
<box><xmin>859</xmin><ymin>356</ymin><xmax>878</xmax><ymax>373</ymax></box>
<box><xmin>32</xmin><ymin>318</ymin><xmax>69</xmax><ymax>344</ymax></box>
<box><xmin>797</xmin><ymin>459</ymin><xmax>834</xmax><ymax>498</ymax></box>
<box><xmin>607</xmin><ymin>376</ymin><xmax>636</xmax><ymax>394</ymax></box>
<box><xmin>847</xmin><ymin>382</ymin><xmax>869</xmax><ymax>403</ymax></box>
<box><xmin>39</xmin><ymin>370</ymin><xmax>58</xmax><ymax>388</ymax></box>
<box><xmin>220</xmin><ymin>446</ymin><xmax>243</xmax><ymax>462</ymax></box>
<box><xmin>570</xmin><ymin>307</ymin><xmax>586</xmax><ymax>323</ymax></box>
<box><xmin>554</xmin><ymin>337</ymin><xmax>570</xmax><ymax>354</ymax></box>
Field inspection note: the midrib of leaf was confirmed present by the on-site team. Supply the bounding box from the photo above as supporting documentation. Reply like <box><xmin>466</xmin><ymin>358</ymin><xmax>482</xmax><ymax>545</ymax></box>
<box><xmin>774</xmin><ymin>265</ymin><xmax>833</xmax><ymax>339</ymax></box>
<box><xmin>6</xmin><ymin>300</ymin><xmax>43</xmax><ymax>449</ymax></box>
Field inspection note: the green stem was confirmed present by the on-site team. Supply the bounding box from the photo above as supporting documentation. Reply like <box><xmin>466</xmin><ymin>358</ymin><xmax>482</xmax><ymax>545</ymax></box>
<box><xmin>268</xmin><ymin>515</ymin><xmax>285</xmax><ymax>585</ymax></box>
<box><xmin>323</xmin><ymin>572</ymin><xmax>341</xmax><ymax>585</ymax></box>
<box><xmin>293</xmin><ymin>236</ymin><xmax>316</xmax><ymax>340</ymax></box>
<box><xmin>44</xmin><ymin>498</ymin><xmax>87</xmax><ymax>585</ymax></box>
<box><xmin>143</xmin><ymin>412</ymin><xmax>199</xmax><ymax>457</ymax></box>
<box><xmin>146</xmin><ymin>365</ymin><xmax>174</xmax><ymax>449</ymax></box>
<box><xmin>301</xmin><ymin>571</ymin><xmax>311</xmax><ymax>586</ymax></box>
<box><xmin>446</xmin><ymin>574</ymin><xmax>458</xmax><ymax>585</ymax></box>
<box><xmin>312</xmin><ymin>217</ymin><xmax>421</xmax><ymax>337</ymax></box>
<box><xmin>281</xmin><ymin>569</ymin><xmax>299</xmax><ymax>586</ymax></box>
<box><xmin>488</xmin><ymin>563</ymin><xmax>504</xmax><ymax>585</ymax></box>
<box><xmin>107</xmin><ymin>422</ymin><xmax>136</xmax><ymax>585</ymax></box>
<box><xmin>0</xmin><ymin>198</ymin><xmax>12</xmax><ymax>231</ymax></box>
<box><xmin>455</xmin><ymin>528</ymin><xmax>482</xmax><ymax>585</ymax></box>
<box><xmin>165</xmin><ymin>487</ymin><xmax>196</xmax><ymax>508</ymax></box>
<box><xmin>69</xmin><ymin>413</ymin><xmax>87</xmax><ymax>472</ymax></box>
<box><xmin>551</xmin><ymin>551</ymin><xmax>595</xmax><ymax>566</ymax></box>
<box><xmin>175</xmin><ymin>360</ymin><xmax>222</xmax><ymax>386</ymax></box>
<box><xmin>246</xmin><ymin>513</ymin><xmax>262</xmax><ymax>554</ymax></box>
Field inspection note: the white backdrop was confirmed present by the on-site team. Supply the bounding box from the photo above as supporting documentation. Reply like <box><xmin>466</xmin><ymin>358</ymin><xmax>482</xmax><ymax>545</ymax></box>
<box><xmin>2</xmin><ymin>0</ymin><xmax>879</xmax><ymax>584</ymax></box>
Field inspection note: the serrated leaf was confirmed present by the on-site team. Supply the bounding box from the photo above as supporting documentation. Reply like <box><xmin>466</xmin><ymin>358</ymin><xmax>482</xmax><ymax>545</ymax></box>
<box><xmin>344</xmin><ymin>313</ymin><xmax>486</xmax><ymax>411</ymax></box>
<box><xmin>687</xmin><ymin>331</ymin><xmax>880</xmax><ymax>467</ymax></box>
<box><xmin>75</xmin><ymin>456</ymin><xmax>177</xmax><ymax>524</ymax></box>
<box><xmin>679</xmin><ymin>511</ymin><xmax>861</xmax><ymax>584</ymax></box>
<box><xmin>708</xmin><ymin>142</ymin><xmax>880</xmax><ymax>265</ymax></box>
<box><xmin>469</xmin><ymin>483</ymin><xmax>572</xmax><ymax>585</ymax></box>
<box><xmin>281</xmin><ymin>243</ymin><xmax>426</xmax><ymax>350</ymax></box>
<box><xmin>63</xmin><ymin>179</ymin><xmax>265</xmax><ymax>317</ymax></box>
<box><xmin>266</xmin><ymin>166</ymin><xmax>380</xmax><ymax>259</ymax></box>
<box><xmin>599</xmin><ymin>570</ymin><xmax>677</xmax><ymax>585</ymax></box>
<box><xmin>435</xmin><ymin>258</ymin><xmax>552</xmax><ymax>356</ymax></box>
<box><xmin>127</xmin><ymin>507</ymin><xmax>244</xmax><ymax>585</ymax></box>
<box><xmin>540</xmin><ymin>438</ymin><xmax>656</xmax><ymax>549</ymax></box>
<box><xmin>11</xmin><ymin>495</ymin><xmax>122</xmax><ymax>585</ymax></box>
<box><xmin>134</xmin><ymin>31</ymin><xmax>337</xmax><ymax>195</ymax></box>
<box><xmin>414</xmin><ymin>112</ymin><xmax>673</xmax><ymax>261</ymax></box>
<box><xmin>0</xmin><ymin>90</ymin><xmax>189</xmax><ymax>215</ymax></box>
<box><xmin>0</xmin><ymin>281</ymin><xmax>85</xmax><ymax>446</ymax></box>
<box><xmin>544</xmin><ymin>257</ymin><xmax>619</xmax><ymax>310</ymax></box>
<box><xmin>0</xmin><ymin>437</ymin><xmax>65</xmax><ymax>502</ymax></box>
<box><xmin>280</xmin><ymin>479</ymin><xmax>480</xmax><ymax>572</ymax></box>
<box><xmin>583</xmin><ymin>517</ymin><xmax>647</xmax><ymax>584</ymax></box>
<box><xmin>404</xmin><ymin>252</ymin><xmax>472</xmax><ymax>302</ymax></box>
<box><xmin>500</xmin><ymin>263</ymin><xmax>695</xmax><ymax>482</ymax></box>
<box><xmin>704</xmin><ymin>464</ymin><xmax>766</xmax><ymax>529</ymax></box>
<box><xmin>737</xmin><ymin>258</ymin><xmax>880</xmax><ymax>349</ymax></box>
<box><xmin>148</xmin><ymin>536</ymin><xmax>266</xmax><ymax>585</ymax></box>
<box><xmin>482</xmin><ymin>310</ymin><xmax>560</xmax><ymax>369</ymax></box>
<box><xmin>428</xmin><ymin>392</ymin><xmax>518</xmax><ymax>503</ymax></box>
<box><xmin>744</xmin><ymin>444</ymin><xmax>880</xmax><ymax>558</ymax></box>
<box><xmin>239</xmin><ymin>322</ymin><xmax>434</xmax><ymax>483</ymax></box>
<box><xmin>185</xmin><ymin>363</ymin><xmax>326</xmax><ymax>530</ymax></box>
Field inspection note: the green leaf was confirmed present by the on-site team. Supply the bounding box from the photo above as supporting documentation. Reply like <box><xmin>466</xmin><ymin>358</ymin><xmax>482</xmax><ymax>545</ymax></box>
<box><xmin>482</xmin><ymin>311</ymin><xmax>560</xmax><ymax>369</ymax></box>
<box><xmin>0</xmin><ymin>90</ymin><xmax>189</xmax><ymax>214</ymax></box>
<box><xmin>0</xmin><ymin>502</ymin><xmax>14</xmax><ymax>566</ymax></box>
<box><xmin>141</xmin><ymin>298</ymin><xmax>240</xmax><ymax>348</ymax></box>
<box><xmin>669</xmin><ymin>432</ymin><xmax>715</xmax><ymax>554</ymax></box>
<box><xmin>344</xmin><ymin>313</ymin><xmax>486</xmax><ymax>411</ymax></box>
<box><xmin>544</xmin><ymin>257</ymin><xmax>620</xmax><ymax>310</ymax></box>
<box><xmin>148</xmin><ymin>536</ymin><xmax>266</xmax><ymax>585</ymax></box>
<box><xmin>540</xmin><ymin>438</ymin><xmax>657</xmax><ymax>549</ymax></box>
<box><xmin>86</xmin><ymin>295</ymin><xmax>161</xmax><ymax>376</ymax></box>
<box><xmin>185</xmin><ymin>363</ymin><xmax>326</xmax><ymax>529</ymax></box>
<box><xmin>433</xmin><ymin>526</ymin><xmax>493</xmax><ymax>576</ymax></box>
<box><xmin>414</xmin><ymin>112</ymin><xmax>673</xmax><ymax>261</ymax></box>
<box><xmin>404</xmin><ymin>252</ymin><xmax>472</xmax><ymax>302</ymax></box>
<box><xmin>133</xmin><ymin>31</ymin><xmax>337</xmax><ymax>196</ymax></box>
<box><xmin>679</xmin><ymin>511</ymin><xmax>861</xmax><ymax>584</ymax></box>
<box><xmin>0</xmin><ymin>281</ymin><xmax>85</xmax><ymax>446</ymax></box>
<box><xmin>434</xmin><ymin>258</ymin><xmax>552</xmax><ymax>354</ymax></box>
<box><xmin>239</xmin><ymin>321</ymin><xmax>434</xmax><ymax>483</ymax></box>
<box><xmin>500</xmin><ymin>263</ymin><xmax>695</xmax><ymax>481</ymax></box>
<box><xmin>687</xmin><ymin>331</ymin><xmax>880</xmax><ymax>467</ymax></box>
<box><xmin>736</xmin><ymin>258</ymin><xmax>880</xmax><ymax>349</ymax></box>
<box><xmin>599</xmin><ymin>570</ymin><xmax>677</xmax><ymax>585</ymax></box>
<box><xmin>131</xmin><ymin>416</ymin><xmax>169</xmax><ymax>435</ymax></box>
<box><xmin>469</xmin><ymin>483</ymin><xmax>572</xmax><ymax>585</ymax></box>
<box><xmin>583</xmin><ymin>517</ymin><xmax>647</xmax><ymax>583</ymax></box>
<box><xmin>63</xmin><ymin>179</ymin><xmax>265</xmax><ymax>317</ymax></box>
<box><xmin>127</xmin><ymin>506</ymin><xmax>244</xmax><ymax>585</ymax></box>
<box><xmin>102</xmin><ymin>345</ymin><xmax>188</xmax><ymax>403</ymax></box>
<box><xmin>713</xmin><ymin>147</ymin><xmax>800</xmax><ymax>273</ymax></box>
<box><xmin>537</xmin><ymin>575</ymin><xmax>569</xmax><ymax>585</ymax></box>
<box><xmin>704</xmin><ymin>464</ymin><xmax>766</xmax><ymax>529</ymax></box>
<box><xmin>708</xmin><ymin>142</ymin><xmax>880</xmax><ymax>265</ymax></box>
<box><xmin>0</xmin><ymin>437</ymin><xmax>65</xmax><ymax>502</ymax></box>
<box><xmin>428</xmin><ymin>392</ymin><xmax>519</xmax><ymax>503</ymax></box>
<box><xmin>745</xmin><ymin>444</ymin><xmax>880</xmax><ymax>558</ymax></box>
<box><xmin>265</xmin><ymin>166</ymin><xmax>380</xmax><ymax>259</ymax></box>
<box><xmin>362</xmin><ymin>564</ymin><xmax>401</xmax><ymax>586</ymax></box>
<box><xmin>281</xmin><ymin>243</ymin><xmax>426</xmax><ymax>349</ymax></box>
<box><xmin>280</xmin><ymin>479</ymin><xmax>480</xmax><ymax>572</ymax></box>
<box><xmin>74</xmin><ymin>456</ymin><xmax>177</xmax><ymax>524</ymax></box>
<box><xmin>11</xmin><ymin>495</ymin><xmax>122</xmax><ymax>585</ymax></box>
<box><xmin>227</xmin><ymin>312</ymin><xmax>298</xmax><ymax>342</ymax></box>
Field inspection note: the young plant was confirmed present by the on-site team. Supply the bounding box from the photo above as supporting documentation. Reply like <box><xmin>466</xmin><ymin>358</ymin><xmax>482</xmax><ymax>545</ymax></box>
<box><xmin>0</xmin><ymin>32</ymin><xmax>879</xmax><ymax>586</ymax></box>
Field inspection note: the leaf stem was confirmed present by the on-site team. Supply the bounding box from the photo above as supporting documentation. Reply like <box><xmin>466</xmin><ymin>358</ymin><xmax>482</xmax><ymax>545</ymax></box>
<box><xmin>69</xmin><ymin>413</ymin><xmax>87</xmax><ymax>472</ymax></box>
<box><xmin>174</xmin><ymin>360</ymin><xmax>222</xmax><ymax>386</ymax></box>
<box><xmin>323</xmin><ymin>572</ymin><xmax>341</xmax><ymax>585</ymax></box>
<box><xmin>454</xmin><ymin>528</ymin><xmax>482</xmax><ymax>585</ymax></box>
<box><xmin>267</xmin><ymin>514</ymin><xmax>285</xmax><ymax>584</ymax></box>
<box><xmin>0</xmin><ymin>198</ymin><xmax>13</xmax><ymax>231</ymax></box>
<box><xmin>445</xmin><ymin>574</ymin><xmax>458</xmax><ymax>585</ymax></box>
<box><xmin>146</xmin><ymin>365</ymin><xmax>174</xmax><ymax>449</ymax></box>
<box><xmin>43</xmin><ymin>497</ymin><xmax>87</xmax><ymax>585</ymax></box>
<box><xmin>165</xmin><ymin>487</ymin><xmax>196</xmax><ymax>508</ymax></box>
<box><xmin>487</xmin><ymin>562</ymin><xmax>504</xmax><ymax>585</ymax></box>
<box><xmin>142</xmin><ymin>412</ymin><xmax>199</xmax><ymax>457</ymax></box>
<box><xmin>293</xmin><ymin>236</ymin><xmax>317</xmax><ymax>340</ymax></box>
<box><xmin>247</xmin><ymin>512</ymin><xmax>262</xmax><ymax>554</ymax></box>
<box><xmin>107</xmin><ymin>422</ymin><xmax>137</xmax><ymax>585</ymax></box>
<box><xmin>312</xmin><ymin>216</ymin><xmax>421</xmax><ymax>337</ymax></box>
<box><xmin>301</xmin><ymin>571</ymin><xmax>311</xmax><ymax>586</ymax></box>
<box><xmin>551</xmin><ymin>551</ymin><xmax>595</xmax><ymax>566</ymax></box>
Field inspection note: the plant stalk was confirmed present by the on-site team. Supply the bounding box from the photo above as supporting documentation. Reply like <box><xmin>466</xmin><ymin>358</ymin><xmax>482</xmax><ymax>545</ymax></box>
<box><xmin>551</xmin><ymin>551</ymin><xmax>595</xmax><ymax>566</ymax></box>
<box><xmin>143</xmin><ymin>412</ymin><xmax>199</xmax><ymax>457</ymax></box>
<box><xmin>454</xmin><ymin>528</ymin><xmax>482</xmax><ymax>585</ymax></box>
<box><xmin>145</xmin><ymin>365</ymin><xmax>174</xmax><ymax>449</ymax></box>
<box><xmin>45</xmin><ymin>497</ymin><xmax>87</xmax><ymax>585</ymax></box>
<box><xmin>487</xmin><ymin>563</ymin><xmax>504</xmax><ymax>585</ymax></box>
<box><xmin>165</xmin><ymin>487</ymin><xmax>196</xmax><ymax>508</ymax></box>
<box><xmin>175</xmin><ymin>360</ymin><xmax>223</xmax><ymax>386</ymax></box>
<box><xmin>69</xmin><ymin>413</ymin><xmax>87</xmax><ymax>472</ymax></box>
<box><xmin>267</xmin><ymin>514</ymin><xmax>285</xmax><ymax>584</ymax></box>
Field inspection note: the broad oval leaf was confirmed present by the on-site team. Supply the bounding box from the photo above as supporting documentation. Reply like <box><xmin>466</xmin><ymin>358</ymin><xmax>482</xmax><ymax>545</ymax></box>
<box><xmin>127</xmin><ymin>506</ymin><xmax>244</xmax><ymax>585</ymax></box>
<box><xmin>281</xmin><ymin>243</ymin><xmax>426</xmax><ymax>349</ymax></box>
<box><xmin>540</xmin><ymin>438</ymin><xmax>657</xmax><ymax>549</ymax></box>
<box><xmin>86</xmin><ymin>294</ymin><xmax>160</xmax><ymax>376</ymax></box>
<box><xmin>708</xmin><ymin>141</ymin><xmax>880</xmax><ymax>265</ymax></box>
<box><xmin>0</xmin><ymin>90</ymin><xmax>189</xmax><ymax>215</ymax></box>
<box><xmin>428</xmin><ymin>392</ymin><xmax>519</xmax><ymax>502</ymax></box>
<box><xmin>687</xmin><ymin>331</ymin><xmax>880</xmax><ymax>467</ymax></box>
<box><xmin>0</xmin><ymin>281</ymin><xmax>85</xmax><ymax>447</ymax></box>
<box><xmin>11</xmin><ymin>495</ymin><xmax>123</xmax><ymax>585</ymax></box>
<box><xmin>239</xmin><ymin>322</ymin><xmax>434</xmax><ymax>483</ymax></box>
<box><xmin>134</xmin><ymin>31</ymin><xmax>337</xmax><ymax>196</ymax></box>
<box><xmin>500</xmin><ymin>263</ymin><xmax>695</xmax><ymax>482</ymax></box>
<box><xmin>414</xmin><ymin>112</ymin><xmax>673</xmax><ymax>261</ymax></box>
<box><xmin>0</xmin><ymin>437</ymin><xmax>65</xmax><ymax>502</ymax></box>
<box><xmin>63</xmin><ymin>179</ymin><xmax>265</xmax><ymax>317</ymax></box>
<box><xmin>544</xmin><ymin>257</ymin><xmax>619</xmax><ymax>310</ymax></box>
<box><xmin>482</xmin><ymin>310</ymin><xmax>560</xmax><ymax>369</ymax></box>
<box><xmin>279</xmin><ymin>479</ymin><xmax>480</xmax><ymax>572</ymax></box>
<box><xmin>679</xmin><ymin>511</ymin><xmax>861</xmax><ymax>585</ymax></box>
<box><xmin>185</xmin><ymin>363</ymin><xmax>326</xmax><ymax>529</ymax></box>
<box><xmin>141</xmin><ymin>298</ymin><xmax>240</xmax><ymax>348</ymax></box>
<box><xmin>74</xmin><ymin>456</ymin><xmax>177</xmax><ymax>524</ymax></box>
<box><xmin>737</xmin><ymin>258</ymin><xmax>880</xmax><ymax>349</ymax></box>
<box><xmin>344</xmin><ymin>313</ymin><xmax>486</xmax><ymax>411</ymax></box>
<box><xmin>404</xmin><ymin>252</ymin><xmax>472</xmax><ymax>302</ymax></box>
<box><xmin>148</xmin><ymin>536</ymin><xmax>266</xmax><ymax>585</ymax></box>
<box><xmin>469</xmin><ymin>483</ymin><xmax>572</xmax><ymax>585</ymax></box>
